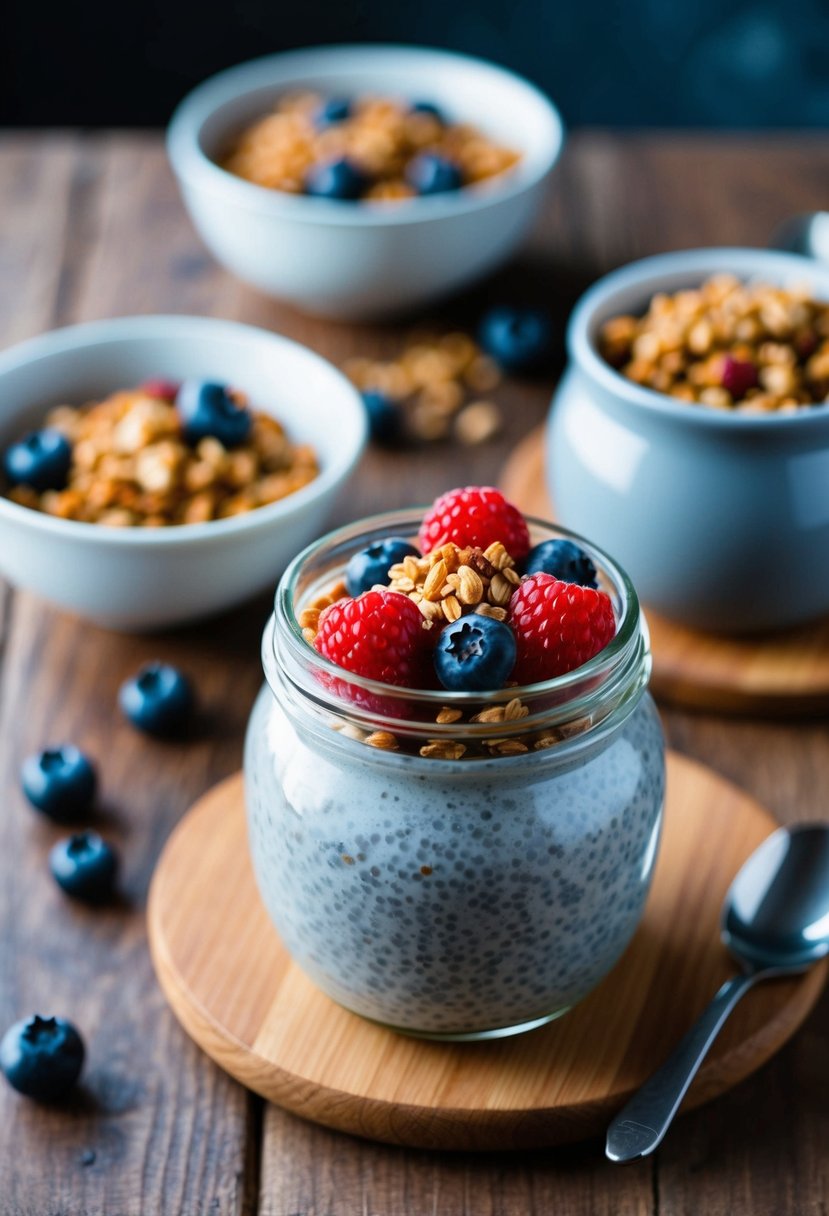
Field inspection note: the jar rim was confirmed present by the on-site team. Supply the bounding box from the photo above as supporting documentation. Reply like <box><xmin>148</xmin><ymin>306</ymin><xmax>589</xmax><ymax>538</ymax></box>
<box><xmin>265</xmin><ymin>507</ymin><xmax>650</xmax><ymax>749</ymax></box>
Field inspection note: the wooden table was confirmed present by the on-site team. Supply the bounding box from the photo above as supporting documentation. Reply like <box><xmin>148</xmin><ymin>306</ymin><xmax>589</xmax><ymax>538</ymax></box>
<box><xmin>1</xmin><ymin>131</ymin><xmax>827</xmax><ymax>1215</ymax></box>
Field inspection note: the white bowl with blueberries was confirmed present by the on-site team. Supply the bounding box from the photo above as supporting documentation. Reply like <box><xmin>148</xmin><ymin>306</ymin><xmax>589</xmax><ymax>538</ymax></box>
<box><xmin>167</xmin><ymin>45</ymin><xmax>564</xmax><ymax>319</ymax></box>
<box><xmin>0</xmin><ymin>315</ymin><xmax>366</xmax><ymax>630</ymax></box>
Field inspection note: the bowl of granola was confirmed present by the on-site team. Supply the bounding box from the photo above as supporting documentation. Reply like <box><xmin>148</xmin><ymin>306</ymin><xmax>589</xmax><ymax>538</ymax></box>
<box><xmin>0</xmin><ymin>315</ymin><xmax>366</xmax><ymax>630</ymax></box>
<box><xmin>167</xmin><ymin>45</ymin><xmax>563</xmax><ymax>319</ymax></box>
<box><xmin>547</xmin><ymin>248</ymin><xmax>829</xmax><ymax>634</ymax></box>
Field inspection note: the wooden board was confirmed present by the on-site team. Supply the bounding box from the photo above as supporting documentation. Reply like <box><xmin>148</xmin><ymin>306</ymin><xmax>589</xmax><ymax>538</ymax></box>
<box><xmin>148</xmin><ymin>753</ymin><xmax>826</xmax><ymax>1152</ymax></box>
<box><xmin>501</xmin><ymin>426</ymin><xmax>829</xmax><ymax>716</ymax></box>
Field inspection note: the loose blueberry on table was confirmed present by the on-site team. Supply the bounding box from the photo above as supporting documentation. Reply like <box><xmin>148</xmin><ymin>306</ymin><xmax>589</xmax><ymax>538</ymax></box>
<box><xmin>21</xmin><ymin>746</ymin><xmax>97</xmax><ymax>821</ymax></box>
<box><xmin>362</xmin><ymin>389</ymin><xmax>404</xmax><ymax>446</ymax></box>
<box><xmin>479</xmin><ymin>306</ymin><xmax>553</xmax><ymax>373</ymax></box>
<box><xmin>3</xmin><ymin>429</ymin><xmax>72</xmax><ymax>492</ymax></box>
<box><xmin>405</xmin><ymin>153</ymin><xmax>463</xmax><ymax>195</ymax></box>
<box><xmin>119</xmin><ymin>662</ymin><xmax>195</xmax><ymax>737</ymax></box>
<box><xmin>0</xmin><ymin>1015</ymin><xmax>85</xmax><ymax>1101</ymax></box>
<box><xmin>305</xmin><ymin>157</ymin><xmax>369</xmax><ymax>201</ymax></box>
<box><xmin>50</xmin><ymin>831</ymin><xmax>119</xmax><ymax>903</ymax></box>
<box><xmin>176</xmin><ymin>380</ymin><xmax>252</xmax><ymax>448</ymax></box>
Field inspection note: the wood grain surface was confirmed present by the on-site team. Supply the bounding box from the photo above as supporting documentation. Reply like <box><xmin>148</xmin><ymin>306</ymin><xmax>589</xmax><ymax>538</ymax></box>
<box><xmin>1</xmin><ymin>130</ymin><xmax>828</xmax><ymax>1214</ymax></box>
<box><xmin>500</xmin><ymin>426</ymin><xmax>829</xmax><ymax>715</ymax></box>
<box><xmin>148</xmin><ymin>757</ymin><xmax>825</xmax><ymax>1151</ymax></box>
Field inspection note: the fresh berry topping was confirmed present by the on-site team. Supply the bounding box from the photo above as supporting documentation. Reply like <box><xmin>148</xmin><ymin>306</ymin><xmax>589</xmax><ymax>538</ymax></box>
<box><xmin>119</xmin><ymin>662</ymin><xmax>195</xmax><ymax>737</ymax></box>
<box><xmin>305</xmin><ymin>157</ymin><xmax>369</xmax><ymax>201</ymax></box>
<box><xmin>523</xmin><ymin>539</ymin><xmax>598</xmax><ymax>588</ymax></box>
<box><xmin>406</xmin><ymin>153</ymin><xmax>462</xmax><ymax>195</ymax></box>
<box><xmin>410</xmin><ymin>100</ymin><xmax>446</xmax><ymax>123</ymax></box>
<box><xmin>21</xmin><ymin>747</ymin><xmax>97</xmax><ymax>822</ymax></box>
<box><xmin>314</xmin><ymin>590</ymin><xmax>427</xmax><ymax>686</ymax></box>
<box><xmin>362</xmin><ymin>390</ymin><xmax>403</xmax><ymax>446</ymax></box>
<box><xmin>346</xmin><ymin>537</ymin><xmax>420</xmax><ymax>597</ymax></box>
<box><xmin>0</xmin><ymin>1015</ymin><xmax>85</xmax><ymax>1101</ymax></box>
<box><xmin>139</xmin><ymin>378</ymin><xmax>181</xmax><ymax>401</ymax></box>
<box><xmin>418</xmin><ymin>486</ymin><xmax>530</xmax><ymax>560</ymax></box>
<box><xmin>3</xmin><ymin>429</ymin><xmax>72</xmax><ymax>493</ymax></box>
<box><xmin>479</xmin><ymin>306</ymin><xmax>553</xmax><ymax>373</ymax></box>
<box><xmin>50</xmin><ymin>832</ymin><xmax>119</xmax><ymax>903</ymax></box>
<box><xmin>313</xmin><ymin>97</ymin><xmax>352</xmax><ymax>129</ymax></box>
<box><xmin>176</xmin><ymin>381</ymin><xmax>251</xmax><ymax>448</ymax></box>
<box><xmin>433</xmin><ymin>615</ymin><xmax>517</xmax><ymax>692</ymax></box>
<box><xmin>509</xmin><ymin>573</ymin><xmax>615</xmax><ymax>683</ymax></box>
<box><xmin>719</xmin><ymin>355</ymin><xmax>758</xmax><ymax>399</ymax></box>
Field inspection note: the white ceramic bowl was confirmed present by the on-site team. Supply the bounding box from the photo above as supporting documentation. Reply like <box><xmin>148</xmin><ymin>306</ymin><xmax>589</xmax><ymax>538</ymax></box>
<box><xmin>0</xmin><ymin>316</ymin><xmax>366</xmax><ymax>630</ymax></box>
<box><xmin>167</xmin><ymin>45</ymin><xmax>564</xmax><ymax>320</ymax></box>
<box><xmin>547</xmin><ymin>248</ymin><xmax>829</xmax><ymax>634</ymax></box>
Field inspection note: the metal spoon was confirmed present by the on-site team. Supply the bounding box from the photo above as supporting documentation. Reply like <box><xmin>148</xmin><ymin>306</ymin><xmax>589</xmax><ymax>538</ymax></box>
<box><xmin>606</xmin><ymin>823</ymin><xmax>829</xmax><ymax>1164</ymax></box>
<box><xmin>770</xmin><ymin>212</ymin><xmax>829</xmax><ymax>261</ymax></box>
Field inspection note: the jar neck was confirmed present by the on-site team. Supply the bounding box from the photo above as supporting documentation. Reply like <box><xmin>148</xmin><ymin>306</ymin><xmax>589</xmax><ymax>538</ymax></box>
<box><xmin>265</xmin><ymin>508</ymin><xmax>652</xmax><ymax>758</ymax></box>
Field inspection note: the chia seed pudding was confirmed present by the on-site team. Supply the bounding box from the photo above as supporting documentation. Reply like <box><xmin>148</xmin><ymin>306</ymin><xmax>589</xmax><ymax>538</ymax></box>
<box><xmin>244</xmin><ymin>509</ymin><xmax>666</xmax><ymax>1039</ymax></box>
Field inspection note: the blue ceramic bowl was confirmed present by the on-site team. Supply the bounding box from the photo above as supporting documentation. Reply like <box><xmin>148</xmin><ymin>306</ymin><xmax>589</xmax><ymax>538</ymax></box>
<box><xmin>547</xmin><ymin>248</ymin><xmax>829</xmax><ymax>635</ymax></box>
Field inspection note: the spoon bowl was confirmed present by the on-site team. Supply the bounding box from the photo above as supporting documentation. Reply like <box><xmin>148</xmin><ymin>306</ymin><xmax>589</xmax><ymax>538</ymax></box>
<box><xmin>607</xmin><ymin>822</ymin><xmax>829</xmax><ymax>1163</ymax></box>
<box><xmin>724</xmin><ymin>825</ymin><xmax>829</xmax><ymax>970</ymax></box>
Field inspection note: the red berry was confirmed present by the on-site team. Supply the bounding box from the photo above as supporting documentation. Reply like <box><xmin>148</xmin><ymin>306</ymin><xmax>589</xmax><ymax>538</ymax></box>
<box><xmin>508</xmin><ymin>573</ymin><xmax>616</xmax><ymax>683</ymax></box>
<box><xmin>314</xmin><ymin>590</ymin><xmax>428</xmax><ymax>687</ymax></box>
<box><xmin>719</xmin><ymin>356</ymin><xmax>757</xmax><ymax>400</ymax></box>
<box><xmin>139</xmin><ymin>378</ymin><xmax>181</xmax><ymax>401</ymax></box>
<box><xmin>418</xmin><ymin>486</ymin><xmax>530</xmax><ymax>560</ymax></box>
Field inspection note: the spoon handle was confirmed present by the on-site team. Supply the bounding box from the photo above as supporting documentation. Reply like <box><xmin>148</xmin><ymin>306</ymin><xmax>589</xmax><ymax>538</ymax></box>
<box><xmin>606</xmin><ymin>970</ymin><xmax>759</xmax><ymax>1163</ymax></box>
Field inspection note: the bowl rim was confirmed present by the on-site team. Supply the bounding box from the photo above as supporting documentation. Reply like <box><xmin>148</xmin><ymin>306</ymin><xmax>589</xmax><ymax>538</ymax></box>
<box><xmin>567</xmin><ymin>246</ymin><xmax>829</xmax><ymax>430</ymax></box>
<box><xmin>0</xmin><ymin>314</ymin><xmax>367</xmax><ymax>546</ymax></box>
<box><xmin>166</xmin><ymin>43</ymin><xmax>565</xmax><ymax>228</ymax></box>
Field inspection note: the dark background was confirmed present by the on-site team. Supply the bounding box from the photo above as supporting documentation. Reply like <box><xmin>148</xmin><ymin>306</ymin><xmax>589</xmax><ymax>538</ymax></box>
<box><xmin>2</xmin><ymin>0</ymin><xmax>829</xmax><ymax>127</ymax></box>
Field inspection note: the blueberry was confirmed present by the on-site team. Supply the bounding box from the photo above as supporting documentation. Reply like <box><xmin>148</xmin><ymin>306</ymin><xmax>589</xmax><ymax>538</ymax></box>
<box><xmin>410</xmin><ymin>101</ymin><xmax>446</xmax><ymax>123</ymax></box>
<box><xmin>305</xmin><ymin>158</ymin><xmax>368</xmax><ymax>201</ymax></box>
<box><xmin>3</xmin><ymin>429</ymin><xmax>71</xmax><ymax>492</ymax></box>
<box><xmin>0</xmin><ymin>1015</ymin><xmax>84</xmax><ymax>1101</ymax></box>
<box><xmin>346</xmin><ymin>537</ymin><xmax>420</xmax><ymax>597</ymax></box>
<box><xmin>119</xmin><ymin>662</ymin><xmax>194</xmax><ymax>737</ymax></box>
<box><xmin>362</xmin><ymin>390</ymin><xmax>403</xmax><ymax>446</ymax></box>
<box><xmin>479</xmin><ymin>306</ymin><xmax>553</xmax><ymax>373</ymax></box>
<box><xmin>406</xmin><ymin>153</ymin><xmax>463</xmax><ymax>196</ymax></box>
<box><xmin>176</xmin><ymin>381</ymin><xmax>251</xmax><ymax>449</ymax></box>
<box><xmin>434</xmin><ymin>615</ymin><xmax>517</xmax><ymax>692</ymax></box>
<box><xmin>314</xmin><ymin>97</ymin><xmax>352</xmax><ymax>128</ymax></box>
<box><xmin>21</xmin><ymin>747</ymin><xmax>97</xmax><ymax>822</ymax></box>
<box><xmin>50</xmin><ymin>832</ymin><xmax>118</xmax><ymax>903</ymax></box>
<box><xmin>523</xmin><ymin>539</ymin><xmax>598</xmax><ymax>588</ymax></box>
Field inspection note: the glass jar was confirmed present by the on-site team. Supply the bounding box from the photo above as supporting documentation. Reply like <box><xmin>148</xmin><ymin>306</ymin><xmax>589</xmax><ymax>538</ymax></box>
<box><xmin>244</xmin><ymin>509</ymin><xmax>665</xmax><ymax>1040</ymax></box>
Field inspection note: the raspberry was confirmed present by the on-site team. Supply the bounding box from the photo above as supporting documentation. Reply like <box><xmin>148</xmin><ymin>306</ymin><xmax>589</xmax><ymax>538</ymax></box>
<box><xmin>314</xmin><ymin>590</ymin><xmax>428</xmax><ymax>687</ymax></box>
<box><xmin>508</xmin><ymin>573</ymin><xmax>616</xmax><ymax>683</ymax></box>
<box><xmin>418</xmin><ymin>486</ymin><xmax>530</xmax><ymax>560</ymax></box>
<box><xmin>719</xmin><ymin>356</ymin><xmax>757</xmax><ymax>400</ymax></box>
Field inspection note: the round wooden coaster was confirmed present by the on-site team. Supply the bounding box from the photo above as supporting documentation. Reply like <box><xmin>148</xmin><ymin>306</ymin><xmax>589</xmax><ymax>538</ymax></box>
<box><xmin>501</xmin><ymin>425</ymin><xmax>829</xmax><ymax>716</ymax></box>
<box><xmin>148</xmin><ymin>756</ymin><xmax>826</xmax><ymax>1151</ymax></box>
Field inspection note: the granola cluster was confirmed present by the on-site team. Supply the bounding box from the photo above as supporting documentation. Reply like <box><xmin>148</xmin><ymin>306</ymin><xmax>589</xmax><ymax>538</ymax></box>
<box><xmin>223</xmin><ymin>92</ymin><xmax>520</xmax><ymax>201</ymax></box>
<box><xmin>599</xmin><ymin>274</ymin><xmax>829</xmax><ymax>412</ymax></box>
<box><xmin>343</xmin><ymin>330</ymin><xmax>503</xmax><ymax>444</ymax></box>
<box><xmin>6</xmin><ymin>387</ymin><xmax>319</xmax><ymax>527</ymax></box>
<box><xmin>385</xmin><ymin>540</ymin><xmax>521</xmax><ymax>625</ymax></box>
<box><xmin>336</xmin><ymin>699</ymin><xmax>594</xmax><ymax>762</ymax></box>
